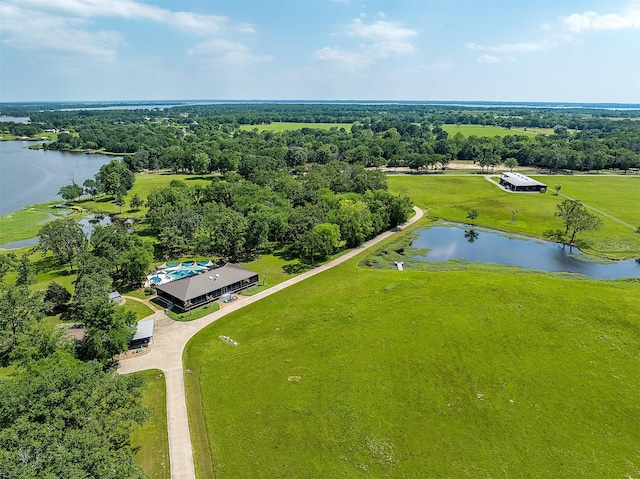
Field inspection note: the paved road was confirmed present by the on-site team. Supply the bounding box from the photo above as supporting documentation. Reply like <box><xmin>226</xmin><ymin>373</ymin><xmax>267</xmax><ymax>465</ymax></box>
<box><xmin>118</xmin><ymin>206</ymin><xmax>424</xmax><ymax>479</ymax></box>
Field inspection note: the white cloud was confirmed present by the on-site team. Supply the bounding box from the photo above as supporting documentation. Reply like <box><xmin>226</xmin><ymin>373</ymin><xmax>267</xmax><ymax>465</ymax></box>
<box><xmin>561</xmin><ymin>6</ymin><xmax>640</xmax><ymax>32</ymax></box>
<box><xmin>465</xmin><ymin>39</ymin><xmax>558</xmax><ymax>53</ymax></box>
<box><xmin>314</xmin><ymin>17</ymin><xmax>418</xmax><ymax>68</ymax></box>
<box><xmin>188</xmin><ymin>39</ymin><xmax>273</xmax><ymax>65</ymax></box>
<box><xmin>463</xmin><ymin>3</ymin><xmax>640</xmax><ymax>66</ymax></box>
<box><xmin>312</xmin><ymin>47</ymin><xmax>374</xmax><ymax>69</ymax></box>
<box><xmin>1</xmin><ymin>0</ymin><xmax>266</xmax><ymax>65</ymax></box>
<box><xmin>11</xmin><ymin>0</ymin><xmax>231</xmax><ymax>35</ymax></box>
<box><xmin>0</xmin><ymin>2</ymin><xmax>123</xmax><ymax>60</ymax></box>
<box><xmin>477</xmin><ymin>55</ymin><xmax>501</xmax><ymax>63</ymax></box>
<box><xmin>346</xmin><ymin>18</ymin><xmax>418</xmax><ymax>42</ymax></box>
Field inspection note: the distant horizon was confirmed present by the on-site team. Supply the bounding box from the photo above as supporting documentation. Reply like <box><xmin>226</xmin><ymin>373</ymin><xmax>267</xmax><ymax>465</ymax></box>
<box><xmin>2</xmin><ymin>99</ymin><xmax>640</xmax><ymax>109</ymax></box>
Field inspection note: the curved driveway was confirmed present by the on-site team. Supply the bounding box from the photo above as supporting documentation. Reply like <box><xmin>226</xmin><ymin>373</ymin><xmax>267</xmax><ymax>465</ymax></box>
<box><xmin>118</xmin><ymin>206</ymin><xmax>424</xmax><ymax>479</ymax></box>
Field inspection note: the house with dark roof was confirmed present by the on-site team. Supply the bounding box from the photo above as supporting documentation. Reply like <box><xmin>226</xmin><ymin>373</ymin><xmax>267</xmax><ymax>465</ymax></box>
<box><xmin>499</xmin><ymin>172</ymin><xmax>547</xmax><ymax>193</ymax></box>
<box><xmin>154</xmin><ymin>263</ymin><xmax>259</xmax><ymax>311</ymax></box>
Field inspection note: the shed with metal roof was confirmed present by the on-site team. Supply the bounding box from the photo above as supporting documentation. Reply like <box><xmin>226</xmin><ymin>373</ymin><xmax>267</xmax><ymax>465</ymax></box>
<box><xmin>499</xmin><ymin>173</ymin><xmax>547</xmax><ymax>192</ymax></box>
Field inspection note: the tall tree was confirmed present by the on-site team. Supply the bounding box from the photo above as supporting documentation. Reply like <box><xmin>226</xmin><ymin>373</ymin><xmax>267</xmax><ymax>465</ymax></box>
<box><xmin>555</xmin><ymin>199</ymin><xmax>603</xmax><ymax>243</ymax></box>
<box><xmin>329</xmin><ymin>198</ymin><xmax>373</xmax><ymax>248</ymax></box>
<box><xmin>96</xmin><ymin>160</ymin><xmax>135</xmax><ymax>197</ymax></box>
<box><xmin>37</xmin><ymin>217</ymin><xmax>86</xmax><ymax>272</ymax></box>
<box><xmin>0</xmin><ymin>285</ymin><xmax>49</xmax><ymax>362</ymax></box>
<box><xmin>58</xmin><ymin>182</ymin><xmax>83</xmax><ymax>202</ymax></box>
<box><xmin>298</xmin><ymin>223</ymin><xmax>341</xmax><ymax>266</ymax></box>
<box><xmin>129</xmin><ymin>193</ymin><xmax>144</xmax><ymax>211</ymax></box>
<box><xmin>14</xmin><ymin>254</ymin><xmax>35</xmax><ymax>287</ymax></box>
<box><xmin>0</xmin><ymin>352</ymin><xmax>148</xmax><ymax>479</ymax></box>
<box><xmin>466</xmin><ymin>208</ymin><xmax>480</xmax><ymax>225</ymax></box>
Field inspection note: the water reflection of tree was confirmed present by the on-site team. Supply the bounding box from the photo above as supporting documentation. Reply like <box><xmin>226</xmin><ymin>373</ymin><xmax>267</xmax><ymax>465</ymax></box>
<box><xmin>464</xmin><ymin>229</ymin><xmax>479</xmax><ymax>243</ymax></box>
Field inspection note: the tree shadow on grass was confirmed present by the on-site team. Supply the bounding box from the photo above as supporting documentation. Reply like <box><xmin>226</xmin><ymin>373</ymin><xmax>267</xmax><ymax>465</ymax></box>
<box><xmin>282</xmin><ymin>262</ymin><xmax>311</xmax><ymax>275</ymax></box>
<box><xmin>273</xmin><ymin>246</ymin><xmax>299</xmax><ymax>262</ymax></box>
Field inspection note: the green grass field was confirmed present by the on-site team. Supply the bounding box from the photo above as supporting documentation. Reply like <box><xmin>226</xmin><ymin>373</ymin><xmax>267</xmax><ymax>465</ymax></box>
<box><xmin>121</xmin><ymin>298</ymin><xmax>154</xmax><ymax>321</ymax></box>
<box><xmin>534</xmin><ymin>175</ymin><xmax>640</xmax><ymax>227</ymax></box>
<box><xmin>79</xmin><ymin>173</ymin><xmax>217</xmax><ymax>219</ymax></box>
<box><xmin>0</xmin><ymin>203</ymin><xmax>65</xmax><ymax>246</ymax></box>
<box><xmin>388</xmin><ymin>176</ymin><xmax>640</xmax><ymax>259</ymax></box>
<box><xmin>442</xmin><ymin>124</ymin><xmax>537</xmax><ymax>138</ymax></box>
<box><xmin>239</xmin><ymin>122</ymin><xmax>354</xmax><ymax>132</ymax></box>
<box><xmin>185</xmin><ymin>255</ymin><xmax>640</xmax><ymax>478</ymax></box>
<box><xmin>131</xmin><ymin>369</ymin><xmax>170</xmax><ymax>479</ymax></box>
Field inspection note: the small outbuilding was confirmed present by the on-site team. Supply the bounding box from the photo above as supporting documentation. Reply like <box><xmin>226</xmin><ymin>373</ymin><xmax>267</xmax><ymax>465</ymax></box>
<box><xmin>108</xmin><ymin>291</ymin><xmax>122</xmax><ymax>304</ymax></box>
<box><xmin>155</xmin><ymin>263</ymin><xmax>259</xmax><ymax>312</ymax></box>
<box><xmin>499</xmin><ymin>173</ymin><xmax>547</xmax><ymax>193</ymax></box>
<box><xmin>129</xmin><ymin>319</ymin><xmax>155</xmax><ymax>348</ymax></box>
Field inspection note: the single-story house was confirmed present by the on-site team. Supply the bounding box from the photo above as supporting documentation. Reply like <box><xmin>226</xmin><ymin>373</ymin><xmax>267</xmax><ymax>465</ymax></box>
<box><xmin>129</xmin><ymin>319</ymin><xmax>155</xmax><ymax>348</ymax></box>
<box><xmin>499</xmin><ymin>173</ymin><xmax>547</xmax><ymax>193</ymax></box>
<box><xmin>155</xmin><ymin>263</ymin><xmax>259</xmax><ymax>311</ymax></box>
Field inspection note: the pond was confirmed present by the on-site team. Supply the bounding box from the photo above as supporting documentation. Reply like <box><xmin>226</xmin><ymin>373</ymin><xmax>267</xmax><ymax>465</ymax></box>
<box><xmin>0</xmin><ymin>213</ymin><xmax>127</xmax><ymax>250</ymax></box>
<box><xmin>410</xmin><ymin>225</ymin><xmax>640</xmax><ymax>279</ymax></box>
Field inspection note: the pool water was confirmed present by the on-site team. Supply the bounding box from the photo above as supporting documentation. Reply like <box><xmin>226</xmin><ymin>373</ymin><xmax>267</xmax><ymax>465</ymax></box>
<box><xmin>165</xmin><ymin>266</ymin><xmax>207</xmax><ymax>280</ymax></box>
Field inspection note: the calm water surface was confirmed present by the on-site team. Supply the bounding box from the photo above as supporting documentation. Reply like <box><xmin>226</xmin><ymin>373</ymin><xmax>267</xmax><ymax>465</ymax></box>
<box><xmin>411</xmin><ymin>225</ymin><xmax>640</xmax><ymax>279</ymax></box>
<box><xmin>0</xmin><ymin>141</ymin><xmax>112</xmax><ymax>217</ymax></box>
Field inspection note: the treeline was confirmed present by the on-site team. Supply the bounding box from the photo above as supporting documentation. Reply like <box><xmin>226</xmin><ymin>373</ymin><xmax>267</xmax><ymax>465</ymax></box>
<box><xmin>31</xmin><ymin>104</ymin><xmax>639</xmax><ymax>173</ymax></box>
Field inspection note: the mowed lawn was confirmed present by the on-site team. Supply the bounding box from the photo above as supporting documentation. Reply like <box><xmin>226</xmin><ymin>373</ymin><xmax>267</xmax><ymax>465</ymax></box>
<box><xmin>442</xmin><ymin>124</ymin><xmax>537</xmax><ymax>138</ymax></box>
<box><xmin>79</xmin><ymin>173</ymin><xmax>217</xmax><ymax>219</ymax></box>
<box><xmin>131</xmin><ymin>369</ymin><xmax>170</xmax><ymax>479</ymax></box>
<box><xmin>184</xmin><ymin>259</ymin><xmax>640</xmax><ymax>478</ymax></box>
<box><xmin>388</xmin><ymin>175</ymin><xmax>640</xmax><ymax>259</ymax></box>
<box><xmin>239</xmin><ymin>122</ymin><xmax>353</xmax><ymax>132</ymax></box>
<box><xmin>531</xmin><ymin>175</ymin><xmax>640</xmax><ymax>227</ymax></box>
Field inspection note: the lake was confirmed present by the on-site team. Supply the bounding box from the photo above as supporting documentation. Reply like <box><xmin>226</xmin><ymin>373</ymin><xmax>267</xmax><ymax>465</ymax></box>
<box><xmin>0</xmin><ymin>141</ymin><xmax>113</xmax><ymax>217</ymax></box>
<box><xmin>410</xmin><ymin>224</ymin><xmax>640</xmax><ymax>279</ymax></box>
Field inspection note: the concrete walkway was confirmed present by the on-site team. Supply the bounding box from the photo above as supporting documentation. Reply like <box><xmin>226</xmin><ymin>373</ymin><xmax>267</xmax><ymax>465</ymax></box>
<box><xmin>117</xmin><ymin>206</ymin><xmax>424</xmax><ymax>479</ymax></box>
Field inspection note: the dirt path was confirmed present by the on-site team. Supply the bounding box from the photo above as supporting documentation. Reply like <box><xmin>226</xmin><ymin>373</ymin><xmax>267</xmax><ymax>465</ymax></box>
<box><xmin>117</xmin><ymin>206</ymin><xmax>424</xmax><ymax>479</ymax></box>
<box><xmin>556</xmin><ymin>192</ymin><xmax>637</xmax><ymax>231</ymax></box>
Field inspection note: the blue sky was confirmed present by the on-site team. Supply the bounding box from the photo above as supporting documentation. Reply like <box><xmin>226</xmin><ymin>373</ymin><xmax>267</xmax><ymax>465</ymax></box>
<box><xmin>1</xmin><ymin>0</ymin><xmax>639</xmax><ymax>103</ymax></box>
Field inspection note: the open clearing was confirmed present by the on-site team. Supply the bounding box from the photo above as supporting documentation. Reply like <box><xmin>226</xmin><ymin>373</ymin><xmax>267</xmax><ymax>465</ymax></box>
<box><xmin>533</xmin><ymin>175</ymin><xmax>640</xmax><ymax>227</ymax></box>
<box><xmin>239</xmin><ymin>122</ymin><xmax>354</xmax><ymax>132</ymax></box>
<box><xmin>441</xmin><ymin>124</ymin><xmax>537</xmax><ymax>138</ymax></box>
<box><xmin>183</xmin><ymin>174</ymin><xmax>639</xmax><ymax>478</ymax></box>
<box><xmin>387</xmin><ymin>175</ymin><xmax>640</xmax><ymax>259</ymax></box>
<box><xmin>185</xmin><ymin>259</ymin><xmax>640</xmax><ymax>478</ymax></box>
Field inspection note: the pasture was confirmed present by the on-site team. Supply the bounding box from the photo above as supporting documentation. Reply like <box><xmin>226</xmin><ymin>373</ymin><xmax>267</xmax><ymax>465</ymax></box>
<box><xmin>239</xmin><ymin>122</ymin><xmax>353</xmax><ymax>132</ymax></box>
<box><xmin>79</xmin><ymin>173</ymin><xmax>216</xmax><ymax>219</ymax></box>
<box><xmin>387</xmin><ymin>175</ymin><xmax>640</xmax><ymax>259</ymax></box>
<box><xmin>535</xmin><ymin>175</ymin><xmax>640</xmax><ymax>227</ymax></box>
<box><xmin>441</xmin><ymin>124</ymin><xmax>537</xmax><ymax>138</ymax></box>
<box><xmin>184</xmin><ymin>256</ymin><xmax>640</xmax><ymax>478</ymax></box>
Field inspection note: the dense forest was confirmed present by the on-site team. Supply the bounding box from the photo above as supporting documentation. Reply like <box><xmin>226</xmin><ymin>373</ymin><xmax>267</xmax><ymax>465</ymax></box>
<box><xmin>2</xmin><ymin>103</ymin><xmax>639</xmax><ymax>173</ymax></box>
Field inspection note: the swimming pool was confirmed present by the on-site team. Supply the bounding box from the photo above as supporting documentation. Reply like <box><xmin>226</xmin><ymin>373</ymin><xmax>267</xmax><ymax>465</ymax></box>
<box><xmin>164</xmin><ymin>265</ymin><xmax>208</xmax><ymax>280</ymax></box>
